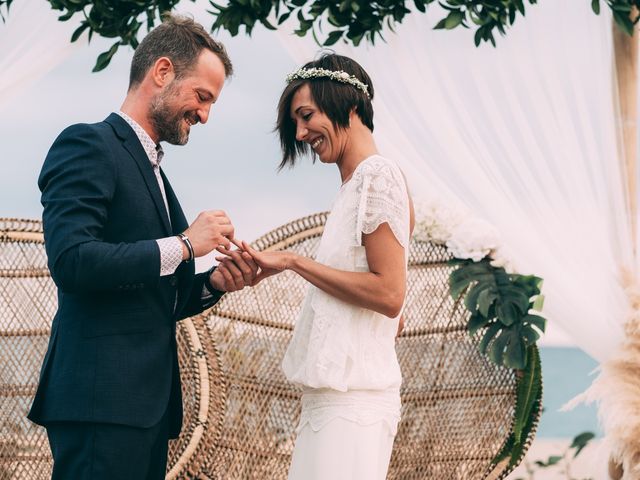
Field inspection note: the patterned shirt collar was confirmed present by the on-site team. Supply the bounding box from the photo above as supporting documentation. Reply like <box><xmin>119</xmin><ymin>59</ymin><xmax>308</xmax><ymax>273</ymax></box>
<box><xmin>116</xmin><ymin>111</ymin><xmax>163</xmax><ymax>166</ymax></box>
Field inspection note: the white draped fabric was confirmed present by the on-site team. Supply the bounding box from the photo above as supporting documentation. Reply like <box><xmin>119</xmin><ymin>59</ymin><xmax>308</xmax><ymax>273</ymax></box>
<box><xmin>0</xmin><ymin>0</ymin><xmax>81</xmax><ymax>110</ymax></box>
<box><xmin>276</xmin><ymin>1</ymin><xmax>639</xmax><ymax>364</ymax></box>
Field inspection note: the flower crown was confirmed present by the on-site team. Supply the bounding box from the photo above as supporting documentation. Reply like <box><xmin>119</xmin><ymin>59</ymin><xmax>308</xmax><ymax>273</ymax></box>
<box><xmin>286</xmin><ymin>67</ymin><xmax>371</xmax><ymax>98</ymax></box>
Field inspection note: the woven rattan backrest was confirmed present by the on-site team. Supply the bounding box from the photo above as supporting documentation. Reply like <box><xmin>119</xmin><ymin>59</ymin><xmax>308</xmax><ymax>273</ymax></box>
<box><xmin>0</xmin><ymin>215</ymin><xmax>534</xmax><ymax>479</ymax></box>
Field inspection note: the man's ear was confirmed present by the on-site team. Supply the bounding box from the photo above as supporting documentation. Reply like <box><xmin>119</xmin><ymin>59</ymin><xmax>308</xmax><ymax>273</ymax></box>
<box><xmin>150</xmin><ymin>57</ymin><xmax>175</xmax><ymax>88</ymax></box>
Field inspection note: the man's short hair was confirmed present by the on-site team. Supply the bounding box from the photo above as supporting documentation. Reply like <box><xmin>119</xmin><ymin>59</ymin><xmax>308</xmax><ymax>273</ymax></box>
<box><xmin>129</xmin><ymin>13</ymin><xmax>233</xmax><ymax>89</ymax></box>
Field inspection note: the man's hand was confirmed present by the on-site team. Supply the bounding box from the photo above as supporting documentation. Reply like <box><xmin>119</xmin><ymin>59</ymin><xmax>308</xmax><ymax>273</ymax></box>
<box><xmin>182</xmin><ymin>210</ymin><xmax>234</xmax><ymax>259</ymax></box>
<box><xmin>209</xmin><ymin>241</ymin><xmax>259</xmax><ymax>292</ymax></box>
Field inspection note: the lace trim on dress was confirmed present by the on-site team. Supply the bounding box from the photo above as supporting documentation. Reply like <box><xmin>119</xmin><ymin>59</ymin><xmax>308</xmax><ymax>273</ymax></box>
<box><xmin>297</xmin><ymin>389</ymin><xmax>401</xmax><ymax>436</ymax></box>
<box><xmin>353</xmin><ymin>157</ymin><xmax>410</xmax><ymax>250</ymax></box>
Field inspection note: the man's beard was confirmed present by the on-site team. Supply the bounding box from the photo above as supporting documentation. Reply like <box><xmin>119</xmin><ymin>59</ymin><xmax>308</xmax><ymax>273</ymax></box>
<box><xmin>149</xmin><ymin>83</ymin><xmax>190</xmax><ymax>145</ymax></box>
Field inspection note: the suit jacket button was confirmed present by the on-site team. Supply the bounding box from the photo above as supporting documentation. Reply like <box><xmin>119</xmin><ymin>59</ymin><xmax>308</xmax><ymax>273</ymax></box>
<box><xmin>169</xmin><ymin>276</ymin><xmax>177</xmax><ymax>287</ymax></box>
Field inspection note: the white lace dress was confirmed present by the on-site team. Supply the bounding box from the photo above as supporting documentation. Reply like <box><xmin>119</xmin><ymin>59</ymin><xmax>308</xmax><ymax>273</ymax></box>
<box><xmin>282</xmin><ymin>155</ymin><xmax>410</xmax><ymax>480</ymax></box>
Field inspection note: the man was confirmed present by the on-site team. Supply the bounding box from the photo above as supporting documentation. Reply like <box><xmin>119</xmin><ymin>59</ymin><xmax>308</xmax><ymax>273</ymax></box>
<box><xmin>28</xmin><ymin>14</ymin><xmax>256</xmax><ymax>479</ymax></box>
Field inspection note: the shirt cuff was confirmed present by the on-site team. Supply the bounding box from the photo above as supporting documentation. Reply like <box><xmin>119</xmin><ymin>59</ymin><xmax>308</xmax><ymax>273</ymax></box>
<box><xmin>156</xmin><ymin>236</ymin><xmax>183</xmax><ymax>276</ymax></box>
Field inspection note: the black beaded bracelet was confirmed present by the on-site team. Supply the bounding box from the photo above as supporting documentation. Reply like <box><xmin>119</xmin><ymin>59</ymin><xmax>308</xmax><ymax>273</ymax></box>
<box><xmin>177</xmin><ymin>233</ymin><xmax>194</xmax><ymax>263</ymax></box>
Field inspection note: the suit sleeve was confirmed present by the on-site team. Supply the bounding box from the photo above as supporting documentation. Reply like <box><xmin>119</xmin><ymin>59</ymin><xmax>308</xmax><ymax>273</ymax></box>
<box><xmin>175</xmin><ymin>270</ymin><xmax>225</xmax><ymax>321</ymax></box>
<box><xmin>39</xmin><ymin>124</ymin><xmax>161</xmax><ymax>293</ymax></box>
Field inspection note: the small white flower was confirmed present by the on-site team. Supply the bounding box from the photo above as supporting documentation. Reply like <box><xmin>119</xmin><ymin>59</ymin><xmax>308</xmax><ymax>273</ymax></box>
<box><xmin>412</xmin><ymin>200</ymin><xmax>466</xmax><ymax>244</ymax></box>
<box><xmin>446</xmin><ymin>217</ymin><xmax>500</xmax><ymax>262</ymax></box>
<box><xmin>489</xmin><ymin>246</ymin><xmax>517</xmax><ymax>273</ymax></box>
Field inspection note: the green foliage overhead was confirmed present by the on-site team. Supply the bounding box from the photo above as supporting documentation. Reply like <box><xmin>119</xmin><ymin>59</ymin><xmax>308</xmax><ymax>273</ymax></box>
<box><xmin>1</xmin><ymin>0</ymin><xmax>639</xmax><ymax>72</ymax></box>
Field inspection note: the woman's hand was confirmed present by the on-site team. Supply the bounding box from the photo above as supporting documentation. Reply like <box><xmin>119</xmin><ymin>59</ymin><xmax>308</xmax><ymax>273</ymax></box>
<box><xmin>216</xmin><ymin>240</ymin><xmax>295</xmax><ymax>286</ymax></box>
<box><xmin>209</xmin><ymin>239</ymin><xmax>259</xmax><ymax>292</ymax></box>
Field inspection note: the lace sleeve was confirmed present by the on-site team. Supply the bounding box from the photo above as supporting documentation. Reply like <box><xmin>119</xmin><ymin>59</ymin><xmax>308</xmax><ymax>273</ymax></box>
<box><xmin>355</xmin><ymin>158</ymin><xmax>410</xmax><ymax>249</ymax></box>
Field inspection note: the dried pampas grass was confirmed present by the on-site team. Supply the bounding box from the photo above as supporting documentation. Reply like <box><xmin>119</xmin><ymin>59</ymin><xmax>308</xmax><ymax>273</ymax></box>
<box><xmin>564</xmin><ymin>269</ymin><xmax>640</xmax><ymax>479</ymax></box>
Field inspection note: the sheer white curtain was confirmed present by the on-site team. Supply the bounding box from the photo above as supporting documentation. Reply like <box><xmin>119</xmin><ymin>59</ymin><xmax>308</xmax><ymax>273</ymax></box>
<box><xmin>0</xmin><ymin>0</ymin><xmax>81</xmax><ymax>109</ymax></box>
<box><xmin>276</xmin><ymin>1</ymin><xmax>638</xmax><ymax>363</ymax></box>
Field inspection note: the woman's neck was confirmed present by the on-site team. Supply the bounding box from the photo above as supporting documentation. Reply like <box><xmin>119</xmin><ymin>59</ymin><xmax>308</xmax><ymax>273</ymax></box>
<box><xmin>337</xmin><ymin>127</ymin><xmax>378</xmax><ymax>185</ymax></box>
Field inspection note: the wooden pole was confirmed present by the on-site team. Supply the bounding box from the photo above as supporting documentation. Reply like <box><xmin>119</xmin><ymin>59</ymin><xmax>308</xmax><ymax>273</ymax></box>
<box><xmin>613</xmin><ymin>10</ymin><xmax>638</xmax><ymax>256</ymax></box>
<box><xmin>610</xmin><ymin>11</ymin><xmax>638</xmax><ymax>479</ymax></box>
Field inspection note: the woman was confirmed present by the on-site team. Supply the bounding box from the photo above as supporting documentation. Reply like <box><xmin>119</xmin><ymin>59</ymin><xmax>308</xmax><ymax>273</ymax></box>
<box><xmin>225</xmin><ymin>53</ymin><xmax>414</xmax><ymax>479</ymax></box>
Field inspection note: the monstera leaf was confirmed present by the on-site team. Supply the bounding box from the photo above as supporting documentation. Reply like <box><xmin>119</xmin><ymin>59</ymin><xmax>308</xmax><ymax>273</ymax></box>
<box><xmin>450</xmin><ymin>258</ymin><xmax>545</xmax><ymax>370</ymax></box>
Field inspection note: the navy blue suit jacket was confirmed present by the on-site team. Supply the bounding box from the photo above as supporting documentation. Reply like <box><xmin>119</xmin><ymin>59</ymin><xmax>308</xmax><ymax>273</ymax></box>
<box><xmin>28</xmin><ymin>113</ymin><xmax>223</xmax><ymax>438</ymax></box>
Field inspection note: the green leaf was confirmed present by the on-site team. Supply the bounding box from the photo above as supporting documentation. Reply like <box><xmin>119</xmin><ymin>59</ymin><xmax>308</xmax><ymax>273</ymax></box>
<box><xmin>433</xmin><ymin>18</ymin><xmax>447</xmax><ymax>30</ymax></box>
<box><xmin>571</xmin><ymin>431</ymin><xmax>595</xmax><ymax>457</ymax></box>
<box><xmin>58</xmin><ymin>10</ymin><xmax>75</xmax><ymax>21</ymax></box>
<box><xmin>278</xmin><ymin>11</ymin><xmax>291</xmax><ymax>25</ymax></box>
<box><xmin>541</xmin><ymin>455</ymin><xmax>563</xmax><ymax>467</ymax></box>
<box><xmin>591</xmin><ymin>0</ymin><xmax>600</xmax><ymax>15</ymax></box>
<box><xmin>350</xmin><ymin>31</ymin><xmax>365</xmax><ymax>46</ymax></box>
<box><xmin>465</xmin><ymin>282</ymin><xmax>494</xmax><ymax>313</ymax></box>
<box><xmin>520</xmin><ymin>324</ymin><xmax>540</xmax><ymax>346</ymax></box>
<box><xmin>260</xmin><ymin>17</ymin><xmax>277</xmax><ymax>30</ymax></box>
<box><xmin>474</xmin><ymin>27</ymin><xmax>484</xmax><ymax>47</ymax></box>
<box><xmin>467</xmin><ymin>313</ymin><xmax>491</xmax><ymax>336</ymax></box>
<box><xmin>496</xmin><ymin>302</ymin><xmax>519</xmax><ymax>326</ymax></box>
<box><xmin>449</xmin><ymin>261</ymin><xmax>494</xmax><ymax>299</ymax></box>
<box><xmin>92</xmin><ymin>41</ymin><xmax>120</xmax><ymax>73</ymax></box>
<box><xmin>323</xmin><ymin>29</ymin><xmax>343</xmax><ymax>46</ymax></box>
<box><xmin>504</xmin><ymin>333</ymin><xmax>526</xmax><ymax>369</ymax></box>
<box><xmin>513</xmin><ymin>345</ymin><xmax>541</xmax><ymax>443</ymax></box>
<box><xmin>612</xmin><ymin>3</ymin><xmax>632</xmax><ymax>13</ymax></box>
<box><xmin>509</xmin><ymin>385</ymin><xmax>543</xmax><ymax>467</ymax></box>
<box><xmin>532</xmin><ymin>293</ymin><xmax>545</xmax><ymax>311</ymax></box>
<box><xmin>492</xmin><ymin>432</ymin><xmax>515</xmax><ymax>465</ymax></box>
<box><xmin>71</xmin><ymin>22</ymin><xmax>90</xmax><ymax>42</ymax></box>
<box><xmin>444</xmin><ymin>10</ymin><xmax>464</xmax><ymax>29</ymax></box>
<box><xmin>501</xmin><ymin>286</ymin><xmax>531</xmax><ymax>313</ymax></box>
<box><xmin>413</xmin><ymin>0</ymin><xmax>426</xmax><ymax>13</ymax></box>
<box><xmin>479</xmin><ymin>322</ymin><xmax>501</xmax><ymax>355</ymax></box>
<box><xmin>488</xmin><ymin>31</ymin><xmax>496</xmax><ymax>47</ymax></box>
<box><xmin>523</xmin><ymin>314</ymin><xmax>546</xmax><ymax>333</ymax></box>
<box><xmin>477</xmin><ymin>287</ymin><xmax>498</xmax><ymax>317</ymax></box>
<box><xmin>489</xmin><ymin>329</ymin><xmax>510</xmax><ymax>365</ymax></box>
<box><xmin>492</xmin><ymin>378</ymin><xmax>542</xmax><ymax>468</ymax></box>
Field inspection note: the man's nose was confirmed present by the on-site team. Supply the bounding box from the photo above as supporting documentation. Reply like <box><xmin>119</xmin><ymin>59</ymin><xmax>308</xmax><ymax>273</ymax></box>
<box><xmin>198</xmin><ymin>106</ymin><xmax>210</xmax><ymax>125</ymax></box>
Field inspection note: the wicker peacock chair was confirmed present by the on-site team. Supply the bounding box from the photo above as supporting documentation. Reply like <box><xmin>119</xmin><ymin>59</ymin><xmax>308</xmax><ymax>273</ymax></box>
<box><xmin>0</xmin><ymin>214</ymin><xmax>540</xmax><ymax>479</ymax></box>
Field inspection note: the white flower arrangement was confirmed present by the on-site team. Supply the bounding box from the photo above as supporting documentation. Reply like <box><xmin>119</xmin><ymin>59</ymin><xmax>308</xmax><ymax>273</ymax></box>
<box><xmin>412</xmin><ymin>199</ymin><xmax>517</xmax><ymax>273</ymax></box>
<box><xmin>285</xmin><ymin>67</ymin><xmax>371</xmax><ymax>98</ymax></box>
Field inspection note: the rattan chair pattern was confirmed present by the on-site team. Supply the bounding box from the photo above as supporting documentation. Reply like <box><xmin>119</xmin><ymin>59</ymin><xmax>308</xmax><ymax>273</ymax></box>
<box><xmin>0</xmin><ymin>215</ymin><xmax>539</xmax><ymax>479</ymax></box>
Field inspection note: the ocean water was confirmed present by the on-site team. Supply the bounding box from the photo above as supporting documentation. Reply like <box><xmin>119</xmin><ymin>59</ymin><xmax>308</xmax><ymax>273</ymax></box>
<box><xmin>537</xmin><ymin>346</ymin><xmax>602</xmax><ymax>438</ymax></box>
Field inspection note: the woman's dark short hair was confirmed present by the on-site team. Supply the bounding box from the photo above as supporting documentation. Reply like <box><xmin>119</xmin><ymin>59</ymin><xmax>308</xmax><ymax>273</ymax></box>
<box><xmin>129</xmin><ymin>13</ymin><xmax>233</xmax><ymax>89</ymax></box>
<box><xmin>276</xmin><ymin>53</ymin><xmax>374</xmax><ymax>169</ymax></box>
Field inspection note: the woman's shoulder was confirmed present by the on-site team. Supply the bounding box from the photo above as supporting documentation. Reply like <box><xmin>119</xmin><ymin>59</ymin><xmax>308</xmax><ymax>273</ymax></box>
<box><xmin>354</xmin><ymin>154</ymin><xmax>406</xmax><ymax>188</ymax></box>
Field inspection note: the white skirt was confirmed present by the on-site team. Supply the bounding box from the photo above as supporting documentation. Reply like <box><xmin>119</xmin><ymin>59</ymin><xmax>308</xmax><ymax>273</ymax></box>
<box><xmin>287</xmin><ymin>418</ymin><xmax>395</xmax><ymax>480</ymax></box>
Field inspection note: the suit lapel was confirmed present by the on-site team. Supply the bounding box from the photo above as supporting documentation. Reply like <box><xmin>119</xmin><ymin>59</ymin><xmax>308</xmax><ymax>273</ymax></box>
<box><xmin>161</xmin><ymin>169</ymin><xmax>195</xmax><ymax>317</ymax></box>
<box><xmin>161</xmin><ymin>170</ymin><xmax>188</xmax><ymax>235</ymax></box>
<box><xmin>104</xmin><ymin>113</ymin><xmax>172</xmax><ymax>236</ymax></box>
